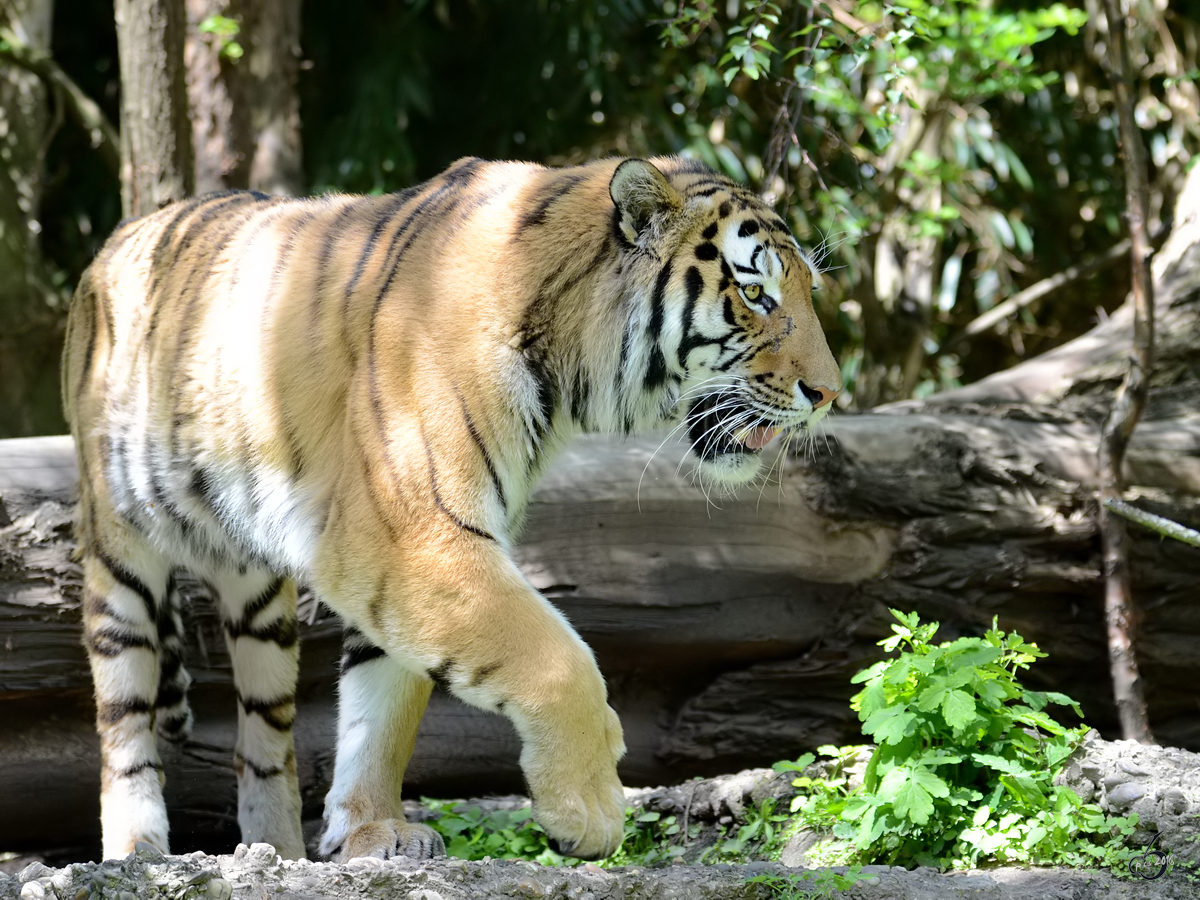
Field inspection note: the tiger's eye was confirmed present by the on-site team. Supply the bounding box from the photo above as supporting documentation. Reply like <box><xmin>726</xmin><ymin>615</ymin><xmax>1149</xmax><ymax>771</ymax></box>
<box><xmin>742</xmin><ymin>284</ymin><xmax>762</xmax><ymax>302</ymax></box>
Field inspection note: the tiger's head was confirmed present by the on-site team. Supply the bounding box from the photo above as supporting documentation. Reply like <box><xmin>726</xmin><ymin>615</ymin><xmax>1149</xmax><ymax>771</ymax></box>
<box><xmin>609</xmin><ymin>158</ymin><xmax>842</xmax><ymax>486</ymax></box>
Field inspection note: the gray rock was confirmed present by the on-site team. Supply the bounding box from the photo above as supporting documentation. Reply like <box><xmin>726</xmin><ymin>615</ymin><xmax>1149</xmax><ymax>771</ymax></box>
<box><xmin>1106</xmin><ymin>781</ymin><xmax>1147</xmax><ymax>809</ymax></box>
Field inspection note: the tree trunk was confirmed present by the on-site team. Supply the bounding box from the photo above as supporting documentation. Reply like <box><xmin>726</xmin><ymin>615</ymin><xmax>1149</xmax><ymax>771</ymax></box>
<box><xmin>185</xmin><ymin>0</ymin><xmax>303</xmax><ymax>195</ymax></box>
<box><xmin>3</xmin><ymin>167</ymin><xmax>1200</xmax><ymax>861</ymax></box>
<box><xmin>115</xmin><ymin>0</ymin><xmax>193</xmax><ymax>217</ymax></box>
<box><xmin>0</xmin><ymin>0</ymin><xmax>65</xmax><ymax>439</ymax></box>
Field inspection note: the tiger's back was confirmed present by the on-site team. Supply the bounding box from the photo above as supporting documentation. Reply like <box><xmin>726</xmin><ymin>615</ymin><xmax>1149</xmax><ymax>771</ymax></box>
<box><xmin>64</xmin><ymin>155</ymin><xmax>841</xmax><ymax>862</ymax></box>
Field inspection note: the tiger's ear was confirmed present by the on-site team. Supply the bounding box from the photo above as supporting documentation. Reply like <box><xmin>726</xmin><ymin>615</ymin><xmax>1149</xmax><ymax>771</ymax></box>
<box><xmin>610</xmin><ymin>159</ymin><xmax>683</xmax><ymax>250</ymax></box>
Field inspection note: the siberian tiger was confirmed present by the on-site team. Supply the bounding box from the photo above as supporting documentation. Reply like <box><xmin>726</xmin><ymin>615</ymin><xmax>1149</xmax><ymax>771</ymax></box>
<box><xmin>63</xmin><ymin>156</ymin><xmax>840</xmax><ymax>863</ymax></box>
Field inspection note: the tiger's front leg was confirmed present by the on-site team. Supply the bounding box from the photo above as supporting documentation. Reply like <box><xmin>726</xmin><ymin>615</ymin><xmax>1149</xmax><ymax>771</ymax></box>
<box><xmin>317</xmin><ymin>626</ymin><xmax>445</xmax><ymax>861</ymax></box>
<box><xmin>314</xmin><ymin>535</ymin><xmax>627</xmax><ymax>861</ymax></box>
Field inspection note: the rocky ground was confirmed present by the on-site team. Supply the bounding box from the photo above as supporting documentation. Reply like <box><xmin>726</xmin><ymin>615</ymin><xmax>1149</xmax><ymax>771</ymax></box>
<box><xmin>4</xmin><ymin>736</ymin><xmax>1198</xmax><ymax>899</ymax></box>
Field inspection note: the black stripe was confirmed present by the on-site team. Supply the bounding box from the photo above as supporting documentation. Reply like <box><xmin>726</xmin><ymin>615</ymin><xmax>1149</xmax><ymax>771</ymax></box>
<box><xmin>223</xmin><ymin>578</ymin><xmax>297</xmax><ymax>646</ymax></box>
<box><xmin>98</xmin><ymin>697</ymin><xmax>154</xmax><ymax>724</ymax></box>
<box><xmin>72</xmin><ymin>280</ymin><xmax>98</xmax><ymax>412</ymax></box>
<box><xmin>738</xmin><ymin>220</ymin><xmax>761</xmax><ymax>237</ymax></box>
<box><xmin>237</xmin><ymin>577</ymin><xmax>285</xmax><ymax>628</ymax></box>
<box><xmin>155</xmin><ymin>681</ymin><xmax>186</xmax><ymax>710</ymax></box>
<box><xmin>155</xmin><ymin>573</ymin><xmax>178</xmax><ymax>640</ymax></box>
<box><xmin>530</xmin><ymin>357</ymin><xmax>559</xmax><ymax>439</ymax></box>
<box><xmin>616</xmin><ymin>323</ymin><xmax>632</xmax><ymax>392</ymax></box>
<box><xmin>96</xmin><ymin>552</ymin><xmax>157</xmax><ymax>621</ymax></box>
<box><xmin>340</xmin><ymin>641</ymin><xmax>387</xmax><ymax>673</ymax></box>
<box><xmin>663</xmin><ymin>157</ymin><xmax>712</xmax><ymax>176</ymax></box>
<box><xmin>365</xmin><ymin>178</ymin><xmax>476</xmax><ymax>493</ymax></box>
<box><xmin>160</xmin><ymin>196</ymin><xmax>272</xmax><ymax>472</ymax></box>
<box><xmin>85</xmin><ymin>627</ymin><xmax>155</xmax><ymax>657</ymax></box>
<box><xmin>146</xmin><ymin>195</ymin><xmax>220</xmax><ymax>298</ymax></box>
<box><xmin>147</xmin><ymin>193</ymin><xmax>266</xmax><ymax>342</ymax></box>
<box><xmin>716</xmin><ymin>345</ymin><xmax>752</xmax><ymax>372</ymax></box>
<box><xmin>239</xmin><ymin>694</ymin><xmax>296</xmax><ymax>731</ymax></box>
<box><xmin>111</xmin><ymin>760</ymin><xmax>163</xmax><ymax>778</ymax></box>
<box><xmin>343</xmin><ymin>192</ymin><xmax>414</xmax><ymax>315</ymax></box>
<box><xmin>456</xmin><ymin>388</ymin><xmax>506</xmax><ymax>511</ymax></box>
<box><xmin>84</xmin><ymin>589</ymin><xmax>131</xmax><ymax>624</ymax></box>
<box><xmin>644</xmin><ymin>346</ymin><xmax>669</xmax><ymax>391</ymax></box>
<box><xmin>224</xmin><ymin>614</ymin><xmax>298</xmax><ymax>648</ymax></box>
<box><xmin>676</xmin><ymin>266</ymin><xmax>706</xmax><ymax>368</ymax></box>
<box><xmin>422</xmin><ymin>435</ymin><xmax>495</xmax><ymax>541</ymax></box>
<box><xmin>237</xmin><ymin>753</ymin><xmax>290</xmax><ymax>780</ymax></box>
<box><xmin>427</xmin><ymin>659</ymin><xmax>454</xmax><ymax>690</ymax></box>
<box><xmin>519</xmin><ymin>172</ymin><xmax>586</xmax><ymax>231</ymax></box>
<box><xmin>648</xmin><ymin>262</ymin><xmax>672</xmax><ymax>341</ymax></box>
<box><xmin>469</xmin><ymin>662</ymin><xmax>501</xmax><ymax>687</ymax></box>
<box><xmin>570</xmin><ymin>369</ymin><xmax>592</xmax><ymax>428</ymax></box>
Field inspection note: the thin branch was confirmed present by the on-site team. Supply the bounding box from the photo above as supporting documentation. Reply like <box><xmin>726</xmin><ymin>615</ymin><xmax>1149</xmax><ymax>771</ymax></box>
<box><xmin>1098</xmin><ymin>0</ymin><xmax>1156</xmax><ymax>746</ymax></box>
<box><xmin>948</xmin><ymin>239</ymin><xmax>1132</xmax><ymax>347</ymax></box>
<box><xmin>0</xmin><ymin>26</ymin><xmax>119</xmax><ymax>174</ymax></box>
<box><xmin>1104</xmin><ymin>498</ymin><xmax>1200</xmax><ymax>549</ymax></box>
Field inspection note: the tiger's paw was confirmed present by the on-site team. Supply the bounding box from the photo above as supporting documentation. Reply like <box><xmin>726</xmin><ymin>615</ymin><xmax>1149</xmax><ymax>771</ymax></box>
<box><xmin>333</xmin><ymin>820</ymin><xmax>446</xmax><ymax>862</ymax></box>
<box><xmin>527</xmin><ymin>705</ymin><xmax>627</xmax><ymax>860</ymax></box>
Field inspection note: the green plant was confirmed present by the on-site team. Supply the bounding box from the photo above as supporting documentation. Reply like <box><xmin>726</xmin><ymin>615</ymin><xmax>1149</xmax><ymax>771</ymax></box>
<box><xmin>703</xmin><ymin>798</ymin><xmax>792</xmax><ymax>863</ymax></box>
<box><xmin>419</xmin><ymin>801</ymin><xmax>568</xmax><ymax>866</ymax></box>
<box><xmin>784</xmin><ymin>610</ymin><xmax>1141</xmax><ymax>871</ymax></box>
<box><xmin>420</xmin><ymin>800</ymin><xmax>703</xmax><ymax>868</ymax></box>
<box><xmin>746</xmin><ymin>866</ymin><xmax>866</xmax><ymax>899</ymax></box>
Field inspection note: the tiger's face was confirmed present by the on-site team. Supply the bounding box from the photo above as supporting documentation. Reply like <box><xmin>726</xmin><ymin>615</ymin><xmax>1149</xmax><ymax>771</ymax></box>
<box><xmin>678</xmin><ymin>203</ymin><xmax>840</xmax><ymax>484</ymax></box>
<box><xmin>610</xmin><ymin>159</ymin><xmax>841</xmax><ymax>487</ymax></box>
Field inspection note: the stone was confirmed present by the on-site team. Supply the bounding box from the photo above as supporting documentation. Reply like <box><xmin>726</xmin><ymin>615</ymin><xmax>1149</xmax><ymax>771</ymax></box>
<box><xmin>1106</xmin><ymin>781</ymin><xmax>1146</xmax><ymax>810</ymax></box>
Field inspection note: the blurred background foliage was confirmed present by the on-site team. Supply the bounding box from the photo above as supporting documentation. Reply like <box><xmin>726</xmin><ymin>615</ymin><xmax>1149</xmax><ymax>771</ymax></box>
<box><xmin>13</xmin><ymin>0</ymin><xmax>1200</xmax><ymax>435</ymax></box>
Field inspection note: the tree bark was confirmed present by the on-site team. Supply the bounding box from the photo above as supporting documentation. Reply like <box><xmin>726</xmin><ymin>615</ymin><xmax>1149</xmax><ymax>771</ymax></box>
<box><xmin>1098</xmin><ymin>0</ymin><xmax>1156</xmax><ymax>745</ymax></box>
<box><xmin>0</xmin><ymin>0</ymin><xmax>65</xmax><ymax>439</ymax></box>
<box><xmin>115</xmin><ymin>0</ymin><xmax>193</xmax><ymax>217</ymax></box>
<box><xmin>185</xmin><ymin>0</ymin><xmax>303</xmax><ymax>195</ymax></box>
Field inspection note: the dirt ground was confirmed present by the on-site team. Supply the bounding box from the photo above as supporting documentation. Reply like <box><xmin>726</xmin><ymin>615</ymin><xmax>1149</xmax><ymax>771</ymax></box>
<box><xmin>4</xmin><ymin>736</ymin><xmax>1198</xmax><ymax>899</ymax></box>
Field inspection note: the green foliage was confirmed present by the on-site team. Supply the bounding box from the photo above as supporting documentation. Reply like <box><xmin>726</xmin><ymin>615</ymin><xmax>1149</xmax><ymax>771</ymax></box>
<box><xmin>198</xmin><ymin>15</ymin><xmax>243</xmax><ymax>61</ymax></box>
<box><xmin>659</xmin><ymin>0</ymin><xmax>1098</xmax><ymax>405</ymax></box>
<box><xmin>419</xmin><ymin>800</ymin><xmax>703</xmax><ymax>868</ymax></box>
<box><xmin>746</xmin><ymin>865</ymin><xmax>866</xmax><ymax>899</ymax></box>
<box><xmin>785</xmin><ymin>610</ymin><xmax>1141</xmax><ymax>871</ymax></box>
<box><xmin>420</xmin><ymin>802</ymin><xmax>566</xmax><ymax>866</ymax></box>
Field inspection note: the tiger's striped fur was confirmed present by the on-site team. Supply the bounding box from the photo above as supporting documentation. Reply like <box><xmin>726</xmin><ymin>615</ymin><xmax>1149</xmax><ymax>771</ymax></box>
<box><xmin>63</xmin><ymin>156</ymin><xmax>840</xmax><ymax>861</ymax></box>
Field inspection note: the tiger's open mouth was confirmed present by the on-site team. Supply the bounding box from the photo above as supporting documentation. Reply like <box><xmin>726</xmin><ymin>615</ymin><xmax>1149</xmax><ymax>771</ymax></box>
<box><xmin>685</xmin><ymin>391</ymin><xmax>781</xmax><ymax>461</ymax></box>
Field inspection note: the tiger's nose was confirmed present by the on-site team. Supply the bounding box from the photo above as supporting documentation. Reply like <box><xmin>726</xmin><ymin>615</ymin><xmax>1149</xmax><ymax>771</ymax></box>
<box><xmin>798</xmin><ymin>381</ymin><xmax>839</xmax><ymax>409</ymax></box>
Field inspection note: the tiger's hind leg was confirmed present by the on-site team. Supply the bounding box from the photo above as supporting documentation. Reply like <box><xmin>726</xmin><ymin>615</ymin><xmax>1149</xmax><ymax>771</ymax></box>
<box><xmin>155</xmin><ymin>574</ymin><xmax>194</xmax><ymax>742</ymax></box>
<box><xmin>80</xmin><ymin>543</ymin><xmax>173</xmax><ymax>859</ymax></box>
<box><xmin>317</xmin><ymin>627</ymin><xmax>444</xmax><ymax>861</ymax></box>
<box><xmin>212</xmin><ymin>569</ymin><xmax>306</xmax><ymax>859</ymax></box>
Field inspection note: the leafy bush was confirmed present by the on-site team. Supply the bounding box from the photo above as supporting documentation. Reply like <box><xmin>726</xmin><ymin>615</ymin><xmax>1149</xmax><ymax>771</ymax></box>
<box><xmin>782</xmin><ymin>609</ymin><xmax>1139</xmax><ymax>870</ymax></box>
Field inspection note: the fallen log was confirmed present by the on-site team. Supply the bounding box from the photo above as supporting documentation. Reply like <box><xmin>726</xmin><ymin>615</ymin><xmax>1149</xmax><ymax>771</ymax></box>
<box><xmin>4</xmin><ymin>164</ymin><xmax>1200</xmax><ymax>863</ymax></box>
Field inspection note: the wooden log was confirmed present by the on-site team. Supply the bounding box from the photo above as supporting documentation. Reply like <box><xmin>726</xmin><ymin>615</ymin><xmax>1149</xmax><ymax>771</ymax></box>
<box><xmin>4</xmin><ymin>403</ymin><xmax>1199</xmax><ymax>856</ymax></box>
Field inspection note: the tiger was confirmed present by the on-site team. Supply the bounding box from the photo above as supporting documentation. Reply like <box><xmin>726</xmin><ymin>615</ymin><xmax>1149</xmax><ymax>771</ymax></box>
<box><xmin>62</xmin><ymin>155</ymin><xmax>841</xmax><ymax>863</ymax></box>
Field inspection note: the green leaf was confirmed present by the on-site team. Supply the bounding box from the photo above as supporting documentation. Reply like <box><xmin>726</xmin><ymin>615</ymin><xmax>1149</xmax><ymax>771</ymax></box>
<box><xmin>880</xmin><ymin>765</ymin><xmax>947</xmax><ymax>825</ymax></box>
<box><xmin>943</xmin><ymin>689</ymin><xmax>977</xmax><ymax>729</ymax></box>
<box><xmin>862</xmin><ymin>706</ymin><xmax>916</xmax><ymax>745</ymax></box>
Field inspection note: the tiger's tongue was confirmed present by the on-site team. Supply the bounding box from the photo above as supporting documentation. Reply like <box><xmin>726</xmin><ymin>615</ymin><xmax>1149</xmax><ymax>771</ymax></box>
<box><xmin>741</xmin><ymin>426</ymin><xmax>779</xmax><ymax>450</ymax></box>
